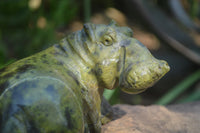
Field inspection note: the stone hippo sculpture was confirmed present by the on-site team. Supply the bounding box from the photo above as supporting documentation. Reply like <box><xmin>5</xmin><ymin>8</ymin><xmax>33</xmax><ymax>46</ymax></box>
<box><xmin>0</xmin><ymin>21</ymin><xmax>169</xmax><ymax>133</ymax></box>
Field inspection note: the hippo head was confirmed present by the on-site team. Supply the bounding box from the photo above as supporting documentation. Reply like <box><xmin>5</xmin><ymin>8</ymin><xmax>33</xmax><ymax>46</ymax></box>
<box><xmin>82</xmin><ymin>21</ymin><xmax>170</xmax><ymax>94</ymax></box>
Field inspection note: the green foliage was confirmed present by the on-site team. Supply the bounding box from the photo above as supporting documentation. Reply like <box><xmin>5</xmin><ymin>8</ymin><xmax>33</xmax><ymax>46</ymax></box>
<box><xmin>84</xmin><ymin>0</ymin><xmax>91</xmax><ymax>22</ymax></box>
<box><xmin>103</xmin><ymin>88</ymin><xmax>121</xmax><ymax>105</ymax></box>
<box><xmin>187</xmin><ymin>0</ymin><xmax>199</xmax><ymax>18</ymax></box>
<box><xmin>0</xmin><ymin>0</ymin><xmax>78</xmax><ymax>68</ymax></box>
<box><xmin>156</xmin><ymin>69</ymin><xmax>200</xmax><ymax>105</ymax></box>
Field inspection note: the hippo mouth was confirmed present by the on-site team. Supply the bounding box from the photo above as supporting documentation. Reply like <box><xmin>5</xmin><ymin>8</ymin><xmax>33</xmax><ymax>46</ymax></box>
<box><xmin>119</xmin><ymin>58</ymin><xmax>170</xmax><ymax>94</ymax></box>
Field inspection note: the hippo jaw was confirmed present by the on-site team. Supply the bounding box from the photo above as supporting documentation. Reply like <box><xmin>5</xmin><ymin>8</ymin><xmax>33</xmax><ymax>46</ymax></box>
<box><xmin>119</xmin><ymin>39</ymin><xmax>170</xmax><ymax>94</ymax></box>
<box><xmin>120</xmin><ymin>58</ymin><xmax>169</xmax><ymax>94</ymax></box>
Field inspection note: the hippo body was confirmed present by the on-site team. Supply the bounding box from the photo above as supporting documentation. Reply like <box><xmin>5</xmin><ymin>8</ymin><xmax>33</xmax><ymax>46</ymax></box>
<box><xmin>0</xmin><ymin>21</ymin><xmax>169</xmax><ymax>133</ymax></box>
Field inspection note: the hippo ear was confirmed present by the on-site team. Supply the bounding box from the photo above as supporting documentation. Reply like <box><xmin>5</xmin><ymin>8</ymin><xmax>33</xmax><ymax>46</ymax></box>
<box><xmin>108</xmin><ymin>20</ymin><xmax>118</xmax><ymax>27</ymax></box>
<box><xmin>83</xmin><ymin>23</ymin><xmax>95</xmax><ymax>42</ymax></box>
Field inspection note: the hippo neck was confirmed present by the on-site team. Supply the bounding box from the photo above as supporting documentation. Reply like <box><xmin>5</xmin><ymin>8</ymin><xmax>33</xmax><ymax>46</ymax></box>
<box><xmin>58</xmin><ymin>30</ymin><xmax>109</xmax><ymax>98</ymax></box>
<box><xmin>58</xmin><ymin>30</ymin><xmax>105</xmax><ymax>92</ymax></box>
<box><xmin>59</xmin><ymin>30</ymin><xmax>94</xmax><ymax>68</ymax></box>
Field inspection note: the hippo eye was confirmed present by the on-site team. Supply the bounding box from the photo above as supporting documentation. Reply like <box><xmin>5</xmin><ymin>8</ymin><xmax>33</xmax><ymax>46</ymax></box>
<box><xmin>103</xmin><ymin>35</ymin><xmax>113</xmax><ymax>46</ymax></box>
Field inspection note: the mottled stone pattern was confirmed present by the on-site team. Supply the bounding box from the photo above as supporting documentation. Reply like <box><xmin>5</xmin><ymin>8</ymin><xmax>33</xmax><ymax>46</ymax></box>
<box><xmin>0</xmin><ymin>21</ymin><xmax>169</xmax><ymax>133</ymax></box>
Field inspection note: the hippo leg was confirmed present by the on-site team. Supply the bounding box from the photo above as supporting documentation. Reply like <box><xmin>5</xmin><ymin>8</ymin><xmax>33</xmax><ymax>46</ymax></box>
<box><xmin>101</xmin><ymin>97</ymin><xmax>113</xmax><ymax>125</ymax></box>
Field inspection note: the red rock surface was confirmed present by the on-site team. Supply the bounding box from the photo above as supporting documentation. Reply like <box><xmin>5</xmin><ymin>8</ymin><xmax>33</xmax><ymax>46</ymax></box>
<box><xmin>102</xmin><ymin>102</ymin><xmax>200</xmax><ymax>133</ymax></box>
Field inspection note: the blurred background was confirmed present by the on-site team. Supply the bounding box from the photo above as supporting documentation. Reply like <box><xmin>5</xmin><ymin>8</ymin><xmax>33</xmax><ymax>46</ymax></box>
<box><xmin>0</xmin><ymin>0</ymin><xmax>200</xmax><ymax>105</ymax></box>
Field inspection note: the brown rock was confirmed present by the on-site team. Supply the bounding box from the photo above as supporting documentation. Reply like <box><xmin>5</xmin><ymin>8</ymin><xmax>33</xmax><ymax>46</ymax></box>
<box><xmin>102</xmin><ymin>102</ymin><xmax>200</xmax><ymax>133</ymax></box>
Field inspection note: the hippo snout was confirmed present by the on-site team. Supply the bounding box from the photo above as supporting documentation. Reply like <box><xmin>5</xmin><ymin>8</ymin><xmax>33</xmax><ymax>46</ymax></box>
<box><xmin>120</xmin><ymin>58</ymin><xmax>170</xmax><ymax>94</ymax></box>
<box><xmin>157</xmin><ymin>60</ymin><xmax>170</xmax><ymax>76</ymax></box>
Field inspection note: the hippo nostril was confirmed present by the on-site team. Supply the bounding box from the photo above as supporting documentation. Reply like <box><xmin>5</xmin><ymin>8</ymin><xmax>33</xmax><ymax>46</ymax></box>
<box><xmin>159</xmin><ymin>60</ymin><xmax>170</xmax><ymax>72</ymax></box>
